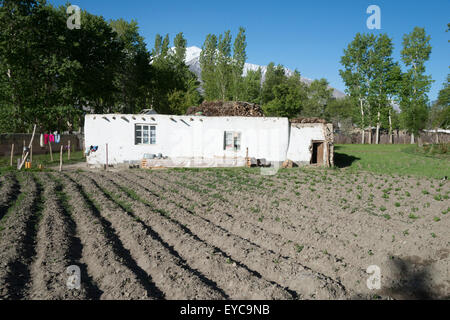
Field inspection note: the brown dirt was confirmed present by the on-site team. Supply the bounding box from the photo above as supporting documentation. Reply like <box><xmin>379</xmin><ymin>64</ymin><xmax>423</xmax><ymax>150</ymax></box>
<box><xmin>28</xmin><ymin>174</ymin><xmax>89</xmax><ymax>299</ymax></box>
<box><xmin>0</xmin><ymin>168</ymin><xmax>448</xmax><ymax>300</ymax></box>
<box><xmin>0</xmin><ymin>173</ymin><xmax>40</xmax><ymax>299</ymax></box>
<box><xmin>0</xmin><ymin>172</ymin><xmax>20</xmax><ymax>221</ymax></box>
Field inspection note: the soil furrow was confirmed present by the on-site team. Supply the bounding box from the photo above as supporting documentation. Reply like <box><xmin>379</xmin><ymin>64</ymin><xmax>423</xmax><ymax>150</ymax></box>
<box><xmin>0</xmin><ymin>172</ymin><xmax>20</xmax><ymax>222</ymax></box>
<box><xmin>28</xmin><ymin>174</ymin><xmax>92</xmax><ymax>299</ymax></box>
<box><xmin>64</xmin><ymin>173</ymin><xmax>166</xmax><ymax>300</ymax></box>
<box><xmin>156</xmin><ymin>169</ymin><xmax>450</xmax><ymax>299</ymax></box>
<box><xmin>143</xmin><ymin>171</ymin><xmax>366</xmax><ymax>281</ymax></box>
<box><xmin>108</xmin><ymin>171</ymin><xmax>347</xmax><ymax>299</ymax></box>
<box><xmin>70</xmin><ymin>172</ymin><xmax>226</xmax><ymax>300</ymax></box>
<box><xmin>89</xmin><ymin>171</ymin><xmax>295</xmax><ymax>300</ymax></box>
<box><xmin>0</xmin><ymin>173</ymin><xmax>42</xmax><ymax>299</ymax></box>
<box><xmin>130</xmin><ymin>170</ymin><xmax>363</xmax><ymax>295</ymax></box>
<box><xmin>59</xmin><ymin>173</ymin><xmax>158</xmax><ymax>300</ymax></box>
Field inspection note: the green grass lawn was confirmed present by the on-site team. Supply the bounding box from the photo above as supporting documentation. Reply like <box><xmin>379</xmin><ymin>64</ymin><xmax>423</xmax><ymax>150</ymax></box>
<box><xmin>0</xmin><ymin>150</ymin><xmax>86</xmax><ymax>173</ymax></box>
<box><xmin>1</xmin><ymin>144</ymin><xmax>448</xmax><ymax>179</ymax></box>
<box><xmin>334</xmin><ymin>144</ymin><xmax>450</xmax><ymax>179</ymax></box>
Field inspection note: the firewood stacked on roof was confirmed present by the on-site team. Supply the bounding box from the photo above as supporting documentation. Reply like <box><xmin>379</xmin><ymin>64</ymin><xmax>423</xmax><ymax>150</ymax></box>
<box><xmin>290</xmin><ymin>117</ymin><xmax>328</xmax><ymax>124</ymax></box>
<box><xmin>186</xmin><ymin>101</ymin><xmax>264</xmax><ymax>117</ymax></box>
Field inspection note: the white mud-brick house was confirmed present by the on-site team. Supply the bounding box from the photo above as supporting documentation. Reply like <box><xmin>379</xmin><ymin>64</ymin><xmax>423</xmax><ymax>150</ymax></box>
<box><xmin>287</xmin><ymin>118</ymin><xmax>334</xmax><ymax>166</ymax></box>
<box><xmin>84</xmin><ymin>114</ymin><xmax>333</xmax><ymax>168</ymax></box>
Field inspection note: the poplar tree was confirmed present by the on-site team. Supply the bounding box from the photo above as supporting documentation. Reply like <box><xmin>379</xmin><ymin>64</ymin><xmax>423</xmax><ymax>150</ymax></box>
<box><xmin>153</xmin><ymin>34</ymin><xmax>162</xmax><ymax>57</ymax></box>
<box><xmin>339</xmin><ymin>33</ymin><xmax>375</xmax><ymax>143</ymax></box>
<box><xmin>232</xmin><ymin>27</ymin><xmax>247</xmax><ymax>100</ymax></box>
<box><xmin>199</xmin><ymin>34</ymin><xmax>218</xmax><ymax>100</ymax></box>
<box><xmin>369</xmin><ymin>34</ymin><xmax>402</xmax><ymax>144</ymax></box>
<box><xmin>216</xmin><ymin>30</ymin><xmax>232</xmax><ymax>100</ymax></box>
<box><xmin>161</xmin><ymin>34</ymin><xmax>170</xmax><ymax>58</ymax></box>
<box><xmin>399</xmin><ymin>27</ymin><xmax>433</xmax><ymax>144</ymax></box>
<box><xmin>174</xmin><ymin>32</ymin><xmax>187</xmax><ymax>65</ymax></box>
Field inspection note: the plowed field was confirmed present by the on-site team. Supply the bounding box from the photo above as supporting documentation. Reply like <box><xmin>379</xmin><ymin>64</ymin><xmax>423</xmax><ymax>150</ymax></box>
<box><xmin>0</xmin><ymin>168</ymin><xmax>448</xmax><ymax>300</ymax></box>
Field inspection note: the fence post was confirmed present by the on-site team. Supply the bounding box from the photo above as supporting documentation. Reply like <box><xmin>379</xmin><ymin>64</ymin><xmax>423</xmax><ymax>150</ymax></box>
<box><xmin>105</xmin><ymin>143</ymin><xmax>108</xmax><ymax>170</ymax></box>
<box><xmin>59</xmin><ymin>145</ymin><xmax>63</xmax><ymax>172</ymax></box>
<box><xmin>49</xmin><ymin>141</ymin><xmax>53</xmax><ymax>162</ymax></box>
<box><xmin>10</xmin><ymin>144</ymin><xmax>14</xmax><ymax>167</ymax></box>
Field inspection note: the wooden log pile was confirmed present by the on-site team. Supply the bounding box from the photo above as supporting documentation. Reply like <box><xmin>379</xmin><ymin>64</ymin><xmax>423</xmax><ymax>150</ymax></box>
<box><xmin>282</xmin><ymin>160</ymin><xmax>294</xmax><ymax>168</ymax></box>
<box><xmin>186</xmin><ymin>101</ymin><xmax>264</xmax><ymax>117</ymax></box>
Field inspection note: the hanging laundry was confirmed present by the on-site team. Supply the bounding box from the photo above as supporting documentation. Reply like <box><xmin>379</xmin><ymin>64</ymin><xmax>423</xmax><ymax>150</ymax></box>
<box><xmin>55</xmin><ymin>133</ymin><xmax>61</xmax><ymax>144</ymax></box>
<box><xmin>40</xmin><ymin>134</ymin><xmax>44</xmax><ymax>147</ymax></box>
<box><xmin>49</xmin><ymin>134</ymin><xmax>55</xmax><ymax>143</ymax></box>
<box><xmin>44</xmin><ymin>134</ymin><xmax>49</xmax><ymax>145</ymax></box>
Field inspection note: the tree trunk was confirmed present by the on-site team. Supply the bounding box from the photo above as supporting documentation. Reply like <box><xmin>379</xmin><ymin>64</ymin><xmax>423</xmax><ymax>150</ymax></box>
<box><xmin>368</xmin><ymin>124</ymin><xmax>372</xmax><ymax>144</ymax></box>
<box><xmin>410</xmin><ymin>132</ymin><xmax>415</xmax><ymax>144</ymax></box>
<box><xmin>435</xmin><ymin>130</ymin><xmax>439</xmax><ymax>144</ymax></box>
<box><xmin>375</xmin><ymin>111</ymin><xmax>380</xmax><ymax>144</ymax></box>
<box><xmin>388</xmin><ymin>110</ymin><xmax>393</xmax><ymax>144</ymax></box>
<box><xmin>360</xmin><ymin>99</ymin><xmax>365</xmax><ymax>144</ymax></box>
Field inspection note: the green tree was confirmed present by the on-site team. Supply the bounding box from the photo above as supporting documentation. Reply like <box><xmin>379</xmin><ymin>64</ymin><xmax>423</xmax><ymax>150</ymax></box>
<box><xmin>150</xmin><ymin>32</ymin><xmax>200</xmax><ymax>114</ymax></box>
<box><xmin>368</xmin><ymin>34</ymin><xmax>402</xmax><ymax>144</ymax></box>
<box><xmin>325</xmin><ymin>96</ymin><xmax>359</xmax><ymax>130</ymax></box>
<box><xmin>173</xmin><ymin>32</ymin><xmax>187</xmax><ymax>65</ymax></box>
<box><xmin>261</xmin><ymin>63</ymin><xmax>286</xmax><ymax>105</ymax></box>
<box><xmin>0</xmin><ymin>1</ymin><xmax>123</xmax><ymax>132</ymax></box>
<box><xmin>109</xmin><ymin>18</ymin><xmax>153</xmax><ymax>114</ymax></box>
<box><xmin>216</xmin><ymin>30</ymin><xmax>232</xmax><ymax>100</ymax></box>
<box><xmin>339</xmin><ymin>33</ymin><xmax>376</xmax><ymax>143</ymax></box>
<box><xmin>232</xmin><ymin>27</ymin><xmax>247</xmax><ymax>100</ymax></box>
<box><xmin>399</xmin><ymin>27</ymin><xmax>433</xmax><ymax>143</ymax></box>
<box><xmin>263</xmin><ymin>71</ymin><xmax>307</xmax><ymax>118</ymax></box>
<box><xmin>200</xmin><ymin>34</ymin><xmax>218</xmax><ymax>100</ymax></box>
<box><xmin>430</xmin><ymin>74</ymin><xmax>450</xmax><ymax>131</ymax></box>
<box><xmin>241</xmin><ymin>68</ymin><xmax>262</xmax><ymax>103</ymax></box>
<box><xmin>437</xmin><ymin>74</ymin><xmax>449</xmax><ymax>108</ymax></box>
<box><xmin>303</xmin><ymin>79</ymin><xmax>333</xmax><ymax>118</ymax></box>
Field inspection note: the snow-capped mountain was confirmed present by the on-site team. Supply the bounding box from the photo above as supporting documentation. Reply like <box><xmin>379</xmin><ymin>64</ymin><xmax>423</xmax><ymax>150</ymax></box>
<box><xmin>184</xmin><ymin>46</ymin><xmax>346</xmax><ymax>99</ymax></box>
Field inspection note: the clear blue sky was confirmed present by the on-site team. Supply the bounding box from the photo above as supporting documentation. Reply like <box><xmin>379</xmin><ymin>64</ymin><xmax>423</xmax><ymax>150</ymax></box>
<box><xmin>49</xmin><ymin>0</ymin><xmax>449</xmax><ymax>101</ymax></box>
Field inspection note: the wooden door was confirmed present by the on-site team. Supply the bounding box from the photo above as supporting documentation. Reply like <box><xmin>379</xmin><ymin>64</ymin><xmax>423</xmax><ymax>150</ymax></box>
<box><xmin>317</xmin><ymin>142</ymin><xmax>324</xmax><ymax>165</ymax></box>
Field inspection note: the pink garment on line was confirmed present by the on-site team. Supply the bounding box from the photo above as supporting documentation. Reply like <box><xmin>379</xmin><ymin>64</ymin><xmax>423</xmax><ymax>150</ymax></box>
<box><xmin>49</xmin><ymin>134</ymin><xmax>55</xmax><ymax>143</ymax></box>
<box><xmin>44</xmin><ymin>134</ymin><xmax>49</xmax><ymax>145</ymax></box>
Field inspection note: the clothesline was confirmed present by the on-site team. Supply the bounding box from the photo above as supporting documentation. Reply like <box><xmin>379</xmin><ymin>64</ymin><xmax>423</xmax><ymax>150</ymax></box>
<box><xmin>40</xmin><ymin>132</ymin><xmax>62</xmax><ymax>147</ymax></box>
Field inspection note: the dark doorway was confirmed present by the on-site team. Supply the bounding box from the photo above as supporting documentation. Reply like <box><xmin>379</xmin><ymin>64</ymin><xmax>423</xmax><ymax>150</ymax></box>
<box><xmin>311</xmin><ymin>142</ymin><xmax>324</xmax><ymax>165</ymax></box>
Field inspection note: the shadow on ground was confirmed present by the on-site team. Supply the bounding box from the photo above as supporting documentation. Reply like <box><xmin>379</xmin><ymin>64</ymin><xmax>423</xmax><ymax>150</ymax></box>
<box><xmin>353</xmin><ymin>255</ymin><xmax>449</xmax><ymax>300</ymax></box>
<box><xmin>333</xmin><ymin>152</ymin><xmax>360</xmax><ymax>168</ymax></box>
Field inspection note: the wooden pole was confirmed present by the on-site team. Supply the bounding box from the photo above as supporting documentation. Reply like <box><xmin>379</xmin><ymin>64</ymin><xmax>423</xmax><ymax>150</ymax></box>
<box><xmin>10</xmin><ymin>144</ymin><xmax>14</xmax><ymax>167</ymax></box>
<box><xmin>30</xmin><ymin>144</ymin><xmax>33</xmax><ymax>163</ymax></box>
<box><xmin>18</xmin><ymin>124</ymin><xmax>37</xmax><ymax>170</ymax></box>
<box><xmin>59</xmin><ymin>145</ymin><xmax>63</xmax><ymax>172</ymax></box>
<box><xmin>21</xmin><ymin>139</ymin><xmax>25</xmax><ymax>163</ymax></box>
<box><xmin>105</xmin><ymin>143</ymin><xmax>108</xmax><ymax>170</ymax></box>
<box><xmin>49</xmin><ymin>141</ymin><xmax>53</xmax><ymax>162</ymax></box>
<box><xmin>68</xmin><ymin>140</ymin><xmax>71</xmax><ymax>161</ymax></box>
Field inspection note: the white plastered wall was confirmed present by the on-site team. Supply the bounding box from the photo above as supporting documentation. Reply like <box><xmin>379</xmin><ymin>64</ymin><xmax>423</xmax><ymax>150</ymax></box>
<box><xmin>286</xmin><ymin>124</ymin><xmax>326</xmax><ymax>164</ymax></box>
<box><xmin>84</xmin><ymin>114</ymin><xmax>290</xmax><ymax>167</ymax></box>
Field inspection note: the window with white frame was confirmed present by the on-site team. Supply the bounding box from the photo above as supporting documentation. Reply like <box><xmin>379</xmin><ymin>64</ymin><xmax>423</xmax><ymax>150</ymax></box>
<box><xmin>224</xmin><ymin>131</ymin><xmax>241</xmax><ymax>151</ymax></box>
<box><xmin>135</xmin><ymin>124</ymin><xmax>156</xmax><ymax>145</ymax></box>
